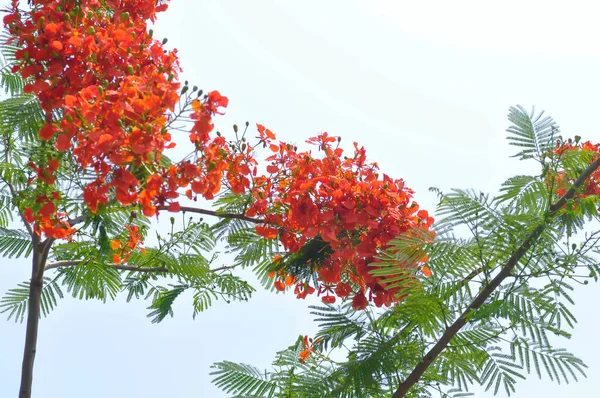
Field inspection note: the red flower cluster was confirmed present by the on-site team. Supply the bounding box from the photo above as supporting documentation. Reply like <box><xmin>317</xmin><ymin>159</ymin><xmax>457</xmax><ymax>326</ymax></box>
<box><xmin>248</xmin><ymin>125</ymin><xmax>434</xmax><ymax>309</ymax></box>
<box><xmin>6</xmin><ymin>1</ymin><xmax>434</xmax><ymax>310</ymax></box>
<box><xmin>5</xmin><ymin>0</ymin><xmax>253</xmax><ymax>234</ymax></box>
<box><xmin>552</xmin><ymin>140</ymin><xmax>600</xmax><ymax>203</ymax></box>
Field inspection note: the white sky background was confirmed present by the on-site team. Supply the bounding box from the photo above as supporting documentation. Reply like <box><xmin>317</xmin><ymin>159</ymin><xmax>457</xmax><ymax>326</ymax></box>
<box><xmin>2</xmin><ymin>0</ymin><xmax>600</xmax><ymax>396</ymax></box>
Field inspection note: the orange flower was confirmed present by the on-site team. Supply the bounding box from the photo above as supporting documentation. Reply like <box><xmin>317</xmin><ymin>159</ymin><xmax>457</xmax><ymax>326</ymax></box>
<box><xmin>299</xmin><ymin>349</ymin><xmax>311</xmax><ymax>363</ymax></box>
<box><xmin>294</xmin><ymin>283</ymin><xmax>315</xmax><ymax>299</ymax></box>
<box><xmin>49</xmin><ymin>40</ymin><xmax>63</xmax><ymax>51</ymax></box>
<box><xmin>255</xmin><ymin>225</ymin><xmax>279</xmax><ymax>239</ymax></box>
<box><xmin>274</xmin><ymin>280</ymin><xmax>285</xmax><ymax>291</ymax></box>
<box><xmin>299</xmin><ymin>335</ymin><xmax>322</xmax><ymax>363</ymax></box>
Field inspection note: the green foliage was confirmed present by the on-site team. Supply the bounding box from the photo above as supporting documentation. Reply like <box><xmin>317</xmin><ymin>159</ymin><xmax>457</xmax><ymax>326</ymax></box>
<box><xmin>0</xmin><ymin>228</ymin><xmax>32</xmax><ymax>258</ymax></box>
<box><xmin>0</xmin><ymin>277</ymin><xmax>63</xmax><ymax>322</ymax></box>
<box><xmin>212</xmin><ymin>106</ymin><xmax>598</xmax><ymax>397</ymax></box>
<box><xmin>211</xmin><ymin>361</ymin><xmax>279</xmax><ymax>398</ymax></box>
<box><xmin>146</xmin><ymin>284</ymin><xmax>186</xmax><ymax>323</ymax></box>
<box><xmin>0</xmin><ymin>32</ymin><xmax>26</xmax><ymax>96</ymax></box>
<box><xmin>506</xmin><ymin>105</ymin><xmax>560</xmax><ymax>162</ymax></box>
<box><xmin>58</xmin><ymin>261</ymin><xmax>122</xmax><ymax>302</ymax></box>
<box><xmin>212</xmin><ymin>192</ymin><xmax>281</xmax><ymax>291</ymax></box>
<box><xmin>311</xmin><ymin>304</ymin><xmax>367</xmax><ymax>350</ymax></box>
<box><xmin>0</xmin><ymin>94</ymin><xmax>45</xmax><ymax>142</ymax></box>
<box><xmin>0</xmin><ymin>216</ymin><xmax>262</xmax><ymax>324</ymax></box>
<box><xmin>0</xmin><ymin>40</ymin><xmax>597</xmax><ymax>398</ymax></box>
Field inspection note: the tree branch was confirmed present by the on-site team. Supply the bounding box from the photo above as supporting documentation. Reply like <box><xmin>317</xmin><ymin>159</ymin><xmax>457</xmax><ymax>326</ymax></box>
<box><xmin>391</xmin><ymin>155</ymin><xmax>600</xmax><ymax>398</ymax></box>
<box><xmin>66</xmin><ymin>205</ymin><xmax>264</xmax><ymax>230</ymax></box>
<box><xmin>45</xmin><ymin>259</ymin><xmax>238</xmax><ymax>274</ymax></box>
<box><xmin>156</xmin><ymin>205</ymin><xmax>264</xmax><ymax>224</ymax></box>
<box><xmin>66</xmin><ymin>214</ymin><xmax>88</xmax><ymax>227</ymax></box>
<box><xmin>44</xmin><ymin>260</ymin><xmax>168</xmax><ymax>273</ymax></box>
<box><xmin>210</xmin><ymin>264</ymin><xmax>240</xmax><ymax>273</ymax></box>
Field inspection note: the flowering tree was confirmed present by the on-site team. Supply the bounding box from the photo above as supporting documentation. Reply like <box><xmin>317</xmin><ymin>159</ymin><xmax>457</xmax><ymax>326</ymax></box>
<box><xmin>0</xmin><ymin>1</ymin><xmax>434</xmax><ymax>397</ymax></box>
<box><xmin>4</xmin><ymin>1</ymin><xmax>600</xmax><ymax>398</ymax></box>
<box><xmin>211</xmin><ymin>109</ymin><xmax>600</xmax><ymax>397</ymax></box>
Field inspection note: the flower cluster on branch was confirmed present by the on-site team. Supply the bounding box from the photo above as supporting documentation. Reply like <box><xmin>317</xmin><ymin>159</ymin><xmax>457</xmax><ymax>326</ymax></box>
<box><xmin>4</xmin><ymin>0</ymin><xmax>434</xmax><ymax>309</ymax></box>
<box><xmin>249</xmin><ymin>126</ymin><xmax>434</xmax><ymax>308</ymax></box>
<box><xmin>552</xmin><ymin>140</ymin><xmax>600</xmax><ymax>203</ymax></box>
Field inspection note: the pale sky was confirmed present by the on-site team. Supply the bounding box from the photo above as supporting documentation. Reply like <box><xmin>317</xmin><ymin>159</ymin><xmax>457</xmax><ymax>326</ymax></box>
<box><xmin>2</xmin><ymin>1</ymin><xmax>600</xmax><ymax>397</ymax></box>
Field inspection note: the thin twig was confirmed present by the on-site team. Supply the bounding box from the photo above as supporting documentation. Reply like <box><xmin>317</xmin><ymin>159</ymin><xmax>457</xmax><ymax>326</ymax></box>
<box><xmin>156</xmin><ymin>205</ymin><xmax>264</xmax><ymax>224</ymax></box>
<box><xmin>210</xmin><ymin>264</ymin><xmax>240</xmax><ymax>273</ymax></box>
<box><xmin>44</xmin><ymin>260</ymin><xmax>168</xmax><ymax>273</ymax></box>
<box><xmin>45</xmin><ymin>259</ymin><xmax>239</xmax><ymax>274</ymax></box>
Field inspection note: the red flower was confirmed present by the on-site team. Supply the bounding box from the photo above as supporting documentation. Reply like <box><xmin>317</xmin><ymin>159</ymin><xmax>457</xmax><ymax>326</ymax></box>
<box><xmin>274</xmin><ymin>280</ymin><xmax>286</xmax><ymax>292</ymax></box>
<box><xmin>351</xmin><ymin>292</ymin><xmax>368</xmax><ymax>310</ymax></box>
<box><xmin>23</xmin><ymin>208</ymin><xmax>34</xmax><ymax>223</ymax></box>
<box><xmin>256</xmin><ymin>225</ymin><xmax>279</xmax><ymax>239</ymax></box>
<box><xmin>39</xmin><ymin>123</ymin><xmax>56</xmax><ymax>140</ymax></box>
<box><xmin>168</xmin><ymin>202</ymin><xmax>181</xmax><ymax>212</ymax></box>
<box><xmin>334</xmin><ymin>282</ymin><xmax>352</xmax><ymax>298</ymax></box>
<box><xmin>294</xmin><ymin>283</ymin><xmax>315</xmax><ymax>299</ymax></box>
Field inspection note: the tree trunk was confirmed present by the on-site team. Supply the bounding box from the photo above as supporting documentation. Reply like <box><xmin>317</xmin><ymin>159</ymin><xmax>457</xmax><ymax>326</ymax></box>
<box><xmin>18</xmin><ymin>241</ymin><xmax>49</xmax><ymax>398</ymax></box>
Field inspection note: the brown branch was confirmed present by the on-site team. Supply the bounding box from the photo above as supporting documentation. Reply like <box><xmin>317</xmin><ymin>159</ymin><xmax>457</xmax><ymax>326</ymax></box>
<box><xmin>210</xmin><ymin>264</ymin><xmax>240</xmax><ymax>273</ymax></box>
<box><xmin>156</xmin><ymin>205</ymin><xmax>264</xmax><ymax>224</ymax></box>
<box><xmin>66</xmin><ymin>205</ymin><xmax>264</xmax><ymax>229</ymax></box>
<box><xmin>461</xmin><ymin>266</ymin><xmax>484</xmax><ymax>285</ymax></box>
<box><xmin>391</xmin><ymin>155</ymin><xmax>600</xmax><ymax>398</ymax></box>
<box><xmin>19</xmin><ymin>240</ymin><xmax>52</xmax><ymax>398</ymax></box>
<box><xmin>45</xmin><ymin>259</ymin><xmax>241</xmax><ymax>274</ymax></box>
<box><xmin>44</xmin><ymin>260</ymin><xmax>168</xmax><ymax>273</ymax></box>
<box><xmin>66</xmin><ymin>214</ymin><xmax>88</xmax><ymax>227</ymax></box>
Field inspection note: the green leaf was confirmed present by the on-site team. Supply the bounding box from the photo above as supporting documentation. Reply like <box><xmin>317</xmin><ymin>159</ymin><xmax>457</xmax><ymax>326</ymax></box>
<box><xmin>211</xmin><ymin>361</ymin><xmax>278</xmax><ymax>397</ymax></box>
<box><xmin>506</xmin><ymin>105</ymin><xmax>559</xmax><ymax>162</ymax></box>
<box><xmin>146</xmin><ymin>284</ymin><xmax>186</xmax><ymax>323</ymax></box>
<box><xmin>0</xmin><ymin>277</ymin><xmax>63</xmax><ymax>322</ymax></box>
<box><xmin>0</xmin><ymin>228</ymin><xmax>32</xmax><ymax>258</ymax></box>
